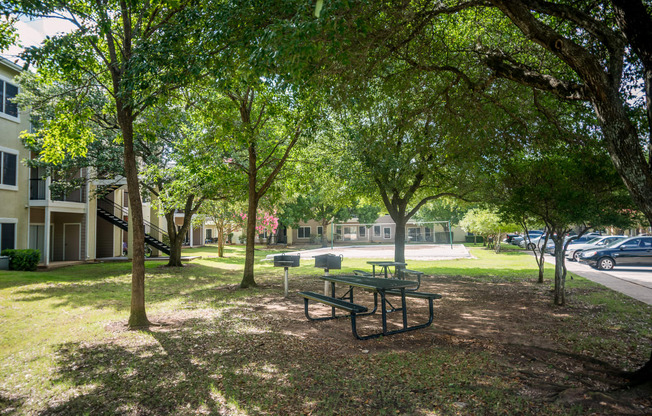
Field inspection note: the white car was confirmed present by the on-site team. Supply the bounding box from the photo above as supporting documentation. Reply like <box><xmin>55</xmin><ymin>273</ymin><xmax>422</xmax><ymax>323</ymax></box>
<box><xmin>519</xmin><ymin>234</ymin><xmax>549</xmax><ymax>250</ymax></box>
<box><xmin>566</xmin><ymin>235</ymin><xmax>627</xmax><ymax>261</ymax></box>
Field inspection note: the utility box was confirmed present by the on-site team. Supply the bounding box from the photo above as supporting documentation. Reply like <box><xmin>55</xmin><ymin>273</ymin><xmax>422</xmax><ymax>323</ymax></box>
<box><xmin>0</xmin><ymin>256</ymin><xmax>9</xmax><ymax>270</ymax></box>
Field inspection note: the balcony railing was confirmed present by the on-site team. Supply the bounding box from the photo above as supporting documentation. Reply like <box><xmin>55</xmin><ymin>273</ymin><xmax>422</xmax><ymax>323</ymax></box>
<box><xmin>29</xmin><ymin>179</ymin><xmax>46</xmax><ymax>200</ymax></box>
<box><xmin>29</xmin><ymin>178</ymin><xmax>83</xmax><ymax>202</ymax></box>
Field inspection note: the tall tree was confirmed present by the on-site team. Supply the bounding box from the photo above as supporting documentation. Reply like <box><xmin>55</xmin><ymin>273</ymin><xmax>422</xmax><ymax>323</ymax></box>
<box><xmin>200</xmin><ymin>200</ymin><xmax>244</xmax><ymax>257</ymax></box>
<box><xmin>196</xmin><ymin>81</ymin><xmax>314</xmax><ymax>288</ymax></box>
<box><xmin>335</xmin><ymin>78</ymin><xmax>477</xmax><ymax>262</ymax></box>
<box><xmin>10</xmin><ymin>0</ymin><xmax>205</xmax><ymax>327</ymax></box>
<box><xmin>497</xmin><ymin>146</ymin><xmax>634</xmax><ymax>305</ymax></box>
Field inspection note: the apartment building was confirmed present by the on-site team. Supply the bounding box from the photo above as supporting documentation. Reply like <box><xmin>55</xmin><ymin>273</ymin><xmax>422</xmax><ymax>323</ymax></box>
<box><xmin>0</xmin><ymin>56</ymin><xmax>203</xmax><ymax>267</ymax></box>
<box><xmin>0</xmin><ymin>57</ymin><xmax>31</xmax><ymax>255</ymax></box>
<box><xmin>288</xmin><ymin>214</ymin><xmax>466</xmax><ymax>245</ymax></box>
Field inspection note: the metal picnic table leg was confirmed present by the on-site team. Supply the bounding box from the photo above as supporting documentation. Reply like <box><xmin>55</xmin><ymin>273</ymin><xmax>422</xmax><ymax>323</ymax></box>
<box><xmin>380</xmin><ymin>290</ymin><xmax>388</xmax><ymax>334</ymax></box>
<box><xmin>330</xmin><ymin>281</ymin><xmax>336</xmax><ymax>318</ymax></box>
<box><xmin>401</xmin><ymin>288</ymin><xmax>408</xmax><ymax>328</ymax></box>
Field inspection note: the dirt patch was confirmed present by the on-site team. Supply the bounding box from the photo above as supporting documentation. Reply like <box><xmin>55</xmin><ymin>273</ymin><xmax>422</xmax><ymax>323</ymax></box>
<box><xmin>237</xmin><ymin>275</ymin><xmax>651</xmax><ymax>414</ymax></box>
<box><xmin>100</xmin><ymin>274</ymin><xmax>651</xmax><ymax>414</ymax></box>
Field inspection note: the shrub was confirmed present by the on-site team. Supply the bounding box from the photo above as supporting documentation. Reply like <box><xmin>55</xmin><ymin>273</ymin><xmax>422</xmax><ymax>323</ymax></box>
<box><xmin>1</xmin><ymin>249</ymin><xmax>41</xmax><ymax>271</ymax></box>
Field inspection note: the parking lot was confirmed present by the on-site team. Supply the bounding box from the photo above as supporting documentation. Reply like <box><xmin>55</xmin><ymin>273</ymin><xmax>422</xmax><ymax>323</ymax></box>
<box><xmin>545</xmin><ymin>254</ymin><xmax>652</xmax><ymax>305</ymax></box>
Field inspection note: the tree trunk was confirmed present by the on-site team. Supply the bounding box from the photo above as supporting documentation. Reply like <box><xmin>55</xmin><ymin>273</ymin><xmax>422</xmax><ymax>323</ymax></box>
<box><xmin>533</xmin><ymin>233</ymin><xmax>549</xmax><ymax>284</ymax></box>
<box><xmin>166</xmin><ymin>195</ymin><xmax>201</xmax><ymax>267</ymax></box>
<box><xmin>217</xmin><ymin>223</ymin><xmax>225</xmax><ymax>257</ymax></box>
<box><xmin>119</xmin><ymin>109</ymin><xmax>149</xmax><ymax>328</ymax></box>
<box><xmin>537</xmin><ymin>264</ymin><xmax>544</xmax><ymax>283</ymax></box>
<box><xmin>394</xmin><ymin>217</ymin><xmax>407</xmax><ymax>263</ymax></box>
<box><xmin>495</xmin><ymin>231</ymin><xmax>501</xmax><ymax>253</ymax></box>
<box><xmin>626</xmin><ymin>350</ymin><xmax>652</xmax><ymax>385</ymax></box>
<box><xmin>553</xmin><ymin>238</ymin><xmax>566</xmax><ymax>306</ymax></box>
<box><xmin>165</xmin><ymin>211</ymin><xmax>182</xmax><ymax>267</ymax></box>
<box><xmin>168</xmin><ymin>235</ymin><xmax>184</xmax><ymax>267</ymax></box>
<box><xmin>321</xmin><ymin>218</ymin><xmax>329</xmax><ymax>248</ymax></box>
<box><xmin>241</xmin><ymin>192</ymin><xmax>258</xmax><ymax>288</ymax></box>
<box><xmin>535</xmin><ymin>245</ymin><xmax>546</xmax><ymax>284</ymax></box>
<box><xmin>592</xmin><ymin>100</ymin><xmax>652</xmax><ymax>226</ymax></box>
<box><xmin>164</xmin><ymin>210</ymin><xmax>183</xmax><ymax>267</ymax></box>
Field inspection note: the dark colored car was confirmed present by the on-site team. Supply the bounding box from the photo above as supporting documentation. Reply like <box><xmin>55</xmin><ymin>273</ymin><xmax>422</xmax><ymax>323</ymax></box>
<box><xmin>566</xmin><ymin>235</ymin><xmax>626</xmax><ymax>261</ymax></box>
<box><xmin>578</xmin><ymin>236</ymin><xmax>652</xmax><ymax>270</ymax></box>
<box><xmin>503</xmin><ymin>233</ymin><xmax>520</xmax><ymax>244</ymax></box>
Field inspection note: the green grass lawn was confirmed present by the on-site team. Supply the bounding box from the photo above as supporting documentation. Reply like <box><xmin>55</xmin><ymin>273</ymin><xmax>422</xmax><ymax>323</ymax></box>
<box><xmin>0</xmin><ymin>244</ymin><xmax>649</xmax><ymax>415</ymax></box>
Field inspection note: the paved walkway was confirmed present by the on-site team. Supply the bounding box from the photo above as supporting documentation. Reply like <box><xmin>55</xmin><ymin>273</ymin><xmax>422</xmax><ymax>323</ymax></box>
<box><xmin>543</xmin><ymin>254</ymin><xmax>652</xmax><ymax>305</ymax></box>
<box><xmin>269</xmin><ymin>244</ymin><xmax>473</xmax><ymax>261</ymax></box>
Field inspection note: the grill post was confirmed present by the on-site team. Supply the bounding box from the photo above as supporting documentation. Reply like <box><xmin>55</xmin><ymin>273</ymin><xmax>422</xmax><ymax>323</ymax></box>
<box><xmin>284</xmin><ymin>267</ymin><xmax>289</xmax><ymax>297</ymax></box>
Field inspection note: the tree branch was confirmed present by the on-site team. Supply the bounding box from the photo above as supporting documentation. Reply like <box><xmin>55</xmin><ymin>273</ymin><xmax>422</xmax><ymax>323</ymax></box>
<box><xmin>484</xmin><ymin>51</ymin><xmax>588</xmax><ymax>100</ymax></box>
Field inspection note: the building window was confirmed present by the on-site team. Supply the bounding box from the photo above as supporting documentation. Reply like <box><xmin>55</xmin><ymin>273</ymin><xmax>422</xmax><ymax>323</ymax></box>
<box><xmin>0</xmin><ymin>80</ymin><xmax>19</xmax><ymax>118</ymax></box>
<box><xmin>383</xmin><ymin>227</ymin><xmax>391</xmax><ymax>239</ymax></box>
<box><xmin>359</xmin><ymin>226</ymin><xmax>366</xmax><ymax>237</ymax></box>
<box><xmin>298</xmin><ymin>226</ymin><xmax>310</xmax><ymax>239</ymax></box>
<box><xmin>0</xmin><ymin>222</ymin><xmax>16</xmax><ymax>252</ymax></box>
<box><xmin>373</xmin><ymin>225</ymin><xmax>381</xmax><ymax>237</ymax></box>
<box><xmin>0</xmin><ymin>150</ymin><xmax>18</xmax><ymax>188</ymax></box>
<box><xmin>317</xmin><ymin>226</ymin><xmax>323</xmax><ymax>236</ymax></box>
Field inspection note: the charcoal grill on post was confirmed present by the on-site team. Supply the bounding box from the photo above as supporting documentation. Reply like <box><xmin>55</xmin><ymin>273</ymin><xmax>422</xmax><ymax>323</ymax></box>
<box><xmin>314</xmin><ymin>253</ymin><xmax>343</xmax><ymax>295</ymax></box>
<box><xmin>273</xmin><ymin>254</ymin><xmax>301</xmax><ymax>297</ymax></box>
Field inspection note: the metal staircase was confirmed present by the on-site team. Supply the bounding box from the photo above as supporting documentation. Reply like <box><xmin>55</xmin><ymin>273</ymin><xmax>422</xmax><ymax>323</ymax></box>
<box><xmin>96</xmin><ymin>187</ymin><xmax>171</xmax><ymax>255</ymax></box>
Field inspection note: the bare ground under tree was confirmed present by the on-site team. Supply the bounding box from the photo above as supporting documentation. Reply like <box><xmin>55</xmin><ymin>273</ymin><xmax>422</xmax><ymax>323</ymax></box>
<box><xmin>72</xmin><ymin>272</ymin><xmax>651</xmax><ymax>415</ymax></box>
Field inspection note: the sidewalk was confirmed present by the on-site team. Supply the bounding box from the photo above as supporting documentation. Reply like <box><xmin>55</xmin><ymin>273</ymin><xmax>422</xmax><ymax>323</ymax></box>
<box><xmin>543</xmin><ymin>254</ymin><xmax>652</xmax><ymax>306</ymax></box>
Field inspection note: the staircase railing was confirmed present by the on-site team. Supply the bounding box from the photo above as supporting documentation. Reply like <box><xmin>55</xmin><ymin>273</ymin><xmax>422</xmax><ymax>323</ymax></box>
<box><xmin>98</xmin><ymin>197</ymin><xmax>169</xmax><ymax>240</ymax></box>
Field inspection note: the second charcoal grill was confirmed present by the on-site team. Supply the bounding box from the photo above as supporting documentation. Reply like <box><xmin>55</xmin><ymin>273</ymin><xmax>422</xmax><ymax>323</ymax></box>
<box><xmin>314</xmin><ymin>253</ymin><xmax>343</xmax><ymax>295</ymax></box>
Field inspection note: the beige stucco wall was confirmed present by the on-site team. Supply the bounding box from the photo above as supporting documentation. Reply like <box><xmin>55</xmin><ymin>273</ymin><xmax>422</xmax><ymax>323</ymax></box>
<box><xmin>0</xmin><ymin>59</ymin><xmax>32</xmax><ymax>250</ymax></box>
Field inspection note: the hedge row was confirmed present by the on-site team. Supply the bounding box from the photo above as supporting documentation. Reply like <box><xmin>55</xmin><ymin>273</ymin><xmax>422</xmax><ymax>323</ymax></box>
<box><xmin>1</xmin><ymin>249</ymin><xmax>41</xmax><ymax>271</ymax></box>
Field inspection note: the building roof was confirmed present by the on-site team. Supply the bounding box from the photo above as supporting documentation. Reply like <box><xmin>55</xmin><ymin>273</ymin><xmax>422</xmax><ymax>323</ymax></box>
<box><xmin>0</xmin><ymin>55</ymin><xmax>24</xmax><ymax>73</ymax></box>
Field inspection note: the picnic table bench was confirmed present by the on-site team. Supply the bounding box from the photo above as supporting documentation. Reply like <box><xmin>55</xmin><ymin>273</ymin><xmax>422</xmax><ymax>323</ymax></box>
<box><xmin>396</xmin><ymin>268</ymin><xmax>425</xmax><ymax>291</ymax></box>
<box><xmin>300</xmin><ymin>275</ymin><xmax>442</xmax><ymax>340</ymax></box>
<box><xmin>299</xmin><ymin>291</ymin><xmax>368</xmax><ymax>315</ymax></box>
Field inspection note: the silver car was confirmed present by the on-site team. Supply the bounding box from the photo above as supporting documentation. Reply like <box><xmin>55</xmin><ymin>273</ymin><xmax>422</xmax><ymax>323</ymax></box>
<box><xmin>566</xmin><ymin>236</ymin><xmax>626</xmax><ymax>261</ymax></box>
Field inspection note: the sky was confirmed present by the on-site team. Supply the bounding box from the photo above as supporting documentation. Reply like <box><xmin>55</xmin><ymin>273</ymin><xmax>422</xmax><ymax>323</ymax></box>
<box><xmin>1</xmin><ymin>17</ymin><xmax>76</xmax><ymax>64</ymax></box>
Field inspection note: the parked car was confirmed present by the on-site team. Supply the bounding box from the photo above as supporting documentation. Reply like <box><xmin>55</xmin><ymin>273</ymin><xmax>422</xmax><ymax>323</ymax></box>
<box><xmin>534</xmin><ymin>232</ymin><xmax>601</xmax><ymax>254</ymax></box>
<box><xmin>516</xmin><ymin>231</ymin><xmax>545</xmax><ymax>249</ymax></box>
<box><xmin>503</xmin><ymin>233</ymin><xmax>520</xmax><ymax>244</ymax></box>
<box><xmin>566</xmin><ymin>236</ymin><xmax>626</xmax><ymax>261</ymax></box>
<box><xmin>578</xmin><ymin>236</ymin><xmax>652</xmax><ymax>269</ymax></box>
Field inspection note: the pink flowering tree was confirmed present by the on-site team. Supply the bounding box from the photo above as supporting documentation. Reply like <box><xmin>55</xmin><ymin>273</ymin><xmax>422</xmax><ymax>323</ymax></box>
<box><xmin>237</xmin><ymin>210</ymin><xmax>279</xmax><ymax>244</ymax></box>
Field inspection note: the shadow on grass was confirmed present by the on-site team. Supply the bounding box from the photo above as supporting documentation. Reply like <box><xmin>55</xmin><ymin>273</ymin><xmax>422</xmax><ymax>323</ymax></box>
<box><xmin>10</xmin><ymin>263</ymin><xmax>277</xmax><ymax>311</ymax></box>
<box><xmin>38</xmin><ymin>317</ymin><xmax>557</xmax><ymax>416</ymax></box>
<box><xmin>9</xmin><ymin>259</ymin><xmax>557</xmax><ymax>312</ymax></box>
<box><xmin>0</xmin><ymin>392</ymin><xmax>23</xmax><ymax>414</ymax></box>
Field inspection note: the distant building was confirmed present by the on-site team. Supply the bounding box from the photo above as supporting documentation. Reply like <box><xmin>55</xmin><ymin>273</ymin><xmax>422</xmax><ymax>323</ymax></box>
<box><xmin>286</xmin><ymin>214</ymin><xmax>466</xmax><ymax>245</ymax></box>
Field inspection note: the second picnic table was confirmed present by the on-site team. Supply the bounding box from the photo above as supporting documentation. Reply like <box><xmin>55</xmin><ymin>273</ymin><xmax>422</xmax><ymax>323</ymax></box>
<box><xmin>367</xmin><ymin>261</ymin><xmax>407</xmax><ymax>279</ymax></box>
